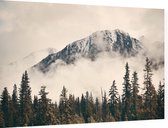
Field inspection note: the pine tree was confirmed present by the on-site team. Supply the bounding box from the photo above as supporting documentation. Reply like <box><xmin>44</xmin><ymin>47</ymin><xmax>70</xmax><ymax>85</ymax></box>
<box><xmin>94</xmin><ymin>97</ymin><xmax>101</xmax><ymax>122</ymax></box>
<box><xmin>143</xmin><ymin>57</ymin><xmax>157</xmax><ymax>119</ymax></box>
<box><xmin>102</xmin><ymin>91</ymin><xmax>108</xmax><ymax>122</ymax></box>
<box><xmin>1</xmin><ymin>87</ymin><xmax>10</xmax><ymax>127</ymax></box>
<box><xmin>81</xmin><ymin>91</ymin><xmax>95</xmax><ymax>123</ymax></box>
<box><xmin>118</xmin><ymin>96</ymin><xmax>122</xmax><ymax>121</ymax></box>
<box><xmin>157</xmin><ymin>81</ymin><xmax>164</xmax><ymax>119</ymax></box>
<box><xmin>32</xmin><ymin>96</ymin><xmax>39</xmax><ymax>125</ymax></box>
<box><xmin>69</xmin><ymin>94</ymin><xmax>85</xmax><ymax>124</ymax></box>
<box><xmin>38</xmin><ymin>86</ymin><xmax>56</xmax><ymax>125</ymax></box>
<box><xmin>8</xmin><ymin>96</ymin><xmax>14</xmax><ymax>127</ymax></box>
<box><xmin>11</xmin><ymin>84</ymin><xmax>19</xmax><ymax>126</ymax></box>
<box><xmin>74</xmin><ymin>97</ymin><xmax>81</xmax><ymax>116</ymax></box>
<box><xmin>81</xmin><ymin>91</ymin><xmax>93</xmax><ymax>123</ymax></box>
<box><xmin>19</xmin><ymin>71</ymin><xmax>33</xmax><ymax>126</ymax></box>
<box><xmin>68</xmin><ymin>94</ymin><xmax>75</xmax><ymax>116</ymax></box>
<box><xmin>121</xmin><ymin>62</ymin><xmax>132</xmax><ymax>121</ymax></box>
<box><xmin>85</xmin><ymin>91</ymin><xmax>90</xmax><ymax>123</ymax></box>
<box><xmin>88</xmin><ymin>92</ymin><xmax>95</xmax><ymax>123</ymax></box>
<box><xmin>81</xmin><ymin>93</ymin><xmax>87</xmax><ymax>122</ymax></box>
<box><xmin>131</xmin><ymin>71</ymin><xmax>140</xmax><ymax>120</ymax></box>
<box><xmin>109</xmin><ymin>80</ymin><xmax>120</xmax><ymax>121</ymax></box>
<box><xmin>59</xmin><ymin>86</ymin><xmax>71</xmax><ymax>124</ymax></box>
<box><xmin>102</xmin><ymin>91</ymin><xmax>114</xmax><ymax>122</ymax></box>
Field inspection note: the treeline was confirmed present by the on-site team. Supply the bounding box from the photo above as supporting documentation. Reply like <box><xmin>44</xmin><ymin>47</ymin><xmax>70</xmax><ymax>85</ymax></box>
<box><xmin>0</xmin><ymin>57</ymin><xmax>164</xmax><ymax>127</ymax></box>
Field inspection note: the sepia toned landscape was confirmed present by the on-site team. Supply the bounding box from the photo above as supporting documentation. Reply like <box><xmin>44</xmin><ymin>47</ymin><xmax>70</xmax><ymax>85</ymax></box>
<box><xmin>0</xmin><ymin>1</ymin><xmax>164</xmax><ymax>127</ymax></box>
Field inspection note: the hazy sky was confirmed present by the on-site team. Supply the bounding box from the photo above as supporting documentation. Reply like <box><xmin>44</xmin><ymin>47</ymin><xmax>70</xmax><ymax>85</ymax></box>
<box><xmin>0</xmin><ymin>1</ymin><xmax>164</xmax><ymax>65</ymax></box>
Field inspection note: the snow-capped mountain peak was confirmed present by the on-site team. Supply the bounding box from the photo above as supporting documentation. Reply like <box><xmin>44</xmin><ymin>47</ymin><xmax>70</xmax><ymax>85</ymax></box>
<box><xmin>32</xmin><ymin>29</ymin><xmax>143</xmax><ymax>73</ymax></box>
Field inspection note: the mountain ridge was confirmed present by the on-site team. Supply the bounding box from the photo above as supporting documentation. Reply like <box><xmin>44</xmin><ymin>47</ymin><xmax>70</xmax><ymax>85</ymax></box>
<box><xmin>32</xmin><ymin>29</ymin><xmax>143</xmax><ymax>73</ymax></box>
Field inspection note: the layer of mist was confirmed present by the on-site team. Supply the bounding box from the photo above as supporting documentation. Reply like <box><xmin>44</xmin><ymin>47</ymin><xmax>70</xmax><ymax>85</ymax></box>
<box><xmin>0</xmin><ymin>47</ymin><xmax>164</xmax><ymax>102</ymax></box>
<box><xmin>0</xmin><ymin>29</ymin><xmax>164</xmax><ymax>102</ymax></box>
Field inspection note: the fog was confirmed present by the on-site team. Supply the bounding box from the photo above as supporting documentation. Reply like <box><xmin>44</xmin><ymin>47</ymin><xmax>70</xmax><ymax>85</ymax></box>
<box><xmin>31</xmin><ymin>54</ymin><xmax>164</xmax><ymax>101</ymax></box>
<box><xmin>0</xmin><ymin>1</ymin><xmax>164</xmax><ymax>102</ymax></box>
<box><xmin>0</xmin><ymin>48</ymin><xmax>164</xmax><ymax>102</ymax></box>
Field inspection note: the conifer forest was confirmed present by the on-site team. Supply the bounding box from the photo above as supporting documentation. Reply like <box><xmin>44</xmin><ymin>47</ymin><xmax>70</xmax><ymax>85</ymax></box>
<box><xmin>0</xmin><ymin>58</ymin><xmax>164</xmax><ymax>127</ymax></box>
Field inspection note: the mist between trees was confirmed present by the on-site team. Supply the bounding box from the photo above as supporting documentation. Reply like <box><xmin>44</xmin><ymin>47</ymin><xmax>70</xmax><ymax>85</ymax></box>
<box><xmin>0</xmin><ymin>57</ymin><xmax>164</xmax><ymax>127</ymax></box>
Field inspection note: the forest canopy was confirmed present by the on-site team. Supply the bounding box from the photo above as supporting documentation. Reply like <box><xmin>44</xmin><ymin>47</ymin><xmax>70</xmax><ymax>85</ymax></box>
<box><xmin>0</xmin><ymin>57</ymin><xmax>164</xmax><ymax>127</ymax></box>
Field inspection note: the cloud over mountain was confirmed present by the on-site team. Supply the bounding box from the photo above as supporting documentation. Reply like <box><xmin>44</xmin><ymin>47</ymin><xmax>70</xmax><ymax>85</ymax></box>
<box><xmin>32</xmin><ymin>29</ymin><xmax>143</xmax><ymax>73</ymax></box>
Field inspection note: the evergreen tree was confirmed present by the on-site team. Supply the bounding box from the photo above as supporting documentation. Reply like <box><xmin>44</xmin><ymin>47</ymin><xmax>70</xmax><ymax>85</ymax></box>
<box><xmin>32</xmin><ymin>96</ymin><xmax>39</xmax><ymax>125</ymax></box>
<box><xmin>74</xmin><ymin>97</ymin><xmax>81</xmax><ymax>116</ymax></box>
<box><xmin>11</xmin><ymin>84</ymin><xmax>19</xmax><ymax>126</ymax></box>
<box><xmin>88</xmin><ymin>92</ymin><xmax>95</xmax><ymax>122</ymax></box>
<box><xmin>109</xmin><ymin>80</ymin><xmax>120</xmax><ymax>121</ymax></box>
<box><xmin>80</xmin><ymin>94</ymin><xmax>87</xmax><ymax>122</ymax></box>
<box><xmin>8</xmin><ymin>96</ymin><xmax>14</xmax><ymax>127</ymax></box>
<box><xmin>94</xmin><ymin>97</ymin><xmax>101</xmax><ymax>122</ymax></box>
<box><xmin>121</xmin><ymin>62</ymin><xmax>132</xmax><ymax>121</ymax></box>
<box><xmin>143</xmin><ymin>57</ymin><xmax>157</xmax><ymax>119</ymax></box>
<box><xmin>118</xmin><ymin>96</ymin><xmax>122</xmax><ymax>121</ymax></box>
<box><xmin>38</xmin><ymin>86</ymin><xmax>56</xmax><ymax>125</ymax></box>
<box><xmin>69</xmin><ymin>94</ymin><xmax>85</xmax><ymax>124</ymax></box>
<box><xmin>59</xmin><ymin>86</ymin><xmax>71</xmax><ymax>124</ymax></box>
<box><xmin>81</xmin><ymin>91</ymin><xmax>95</xmax><ymax>123</ymax></box>
<box><xmin>68</xmin><ymin>94</ymin><xmax>76</xmax><ymax>116</ymax></box>
<box><xmin>85</xmin><ymin>91</ymin><xmax>90</xmax><ymax>123</ymax></box>
<box><xmin>157</xmin><ymin>81</ymin><xmax>164</xmax><ymax>119</ymax></box>
<box><xmin>1</xmin><ymin>87</ymin><xmax>10</xmax><ymax>127</ymax></box>
<box><xmin>81</xmin><ymin>91</ymin><xmax>93</xmax><ymax>123</ymax></box>
<box><xmin>131</xmin><ymin>71</ymin><xmax>140</xmax><ymax>120</ymax></box>
<box><xmin>19</xmin><ymin>71</ymin><xmax>33</xmax><ymax>126</ymax></box>
<box><xmin>102</xmin><ymin>91</ymin><xmax>108</xmax><ymax>122</ymax></box>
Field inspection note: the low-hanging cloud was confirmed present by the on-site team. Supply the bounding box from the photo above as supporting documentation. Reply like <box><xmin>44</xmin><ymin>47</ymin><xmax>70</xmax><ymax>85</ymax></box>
<box><xmin>0</xmin><ymin>44</ymin><xmax>164</xmax><ymax>103</ymax></box>
<box><xmin>31</xmin><ymin>53</ymin><xmax>164</xmax><ymax>102</ymax></box>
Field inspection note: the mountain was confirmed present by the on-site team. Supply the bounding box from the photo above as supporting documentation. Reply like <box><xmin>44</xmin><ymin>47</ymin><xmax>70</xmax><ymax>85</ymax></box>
<box><xmin>8</xmin><ymin>48</ymin><xmax>57</xmax><ymax>71</ymax></box>
<box><xmin>32</xmin><ymin>29</ymin><xmax>143</xmax><ymax>73</ymax></box>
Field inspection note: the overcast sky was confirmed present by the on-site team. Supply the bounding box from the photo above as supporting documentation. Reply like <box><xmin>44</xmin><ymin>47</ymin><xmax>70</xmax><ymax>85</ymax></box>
<box><xmin>0</xmin><ymin>1</ymin><xmax>164</xmax><ymax>65</ymax></box>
